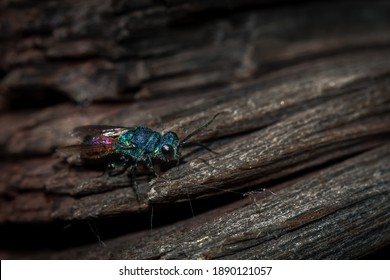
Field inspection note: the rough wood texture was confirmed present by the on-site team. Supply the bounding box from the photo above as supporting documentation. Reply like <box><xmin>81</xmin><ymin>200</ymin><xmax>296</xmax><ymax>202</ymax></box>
<box><xmin>42</xmin><ymin>144</ymin><xmax>390</xmax><ymax>259</ymax></box>
<box><xmin>0</xmin><ymin>0</ymin><xmax>389</xmax><ymax>259</ymax></box>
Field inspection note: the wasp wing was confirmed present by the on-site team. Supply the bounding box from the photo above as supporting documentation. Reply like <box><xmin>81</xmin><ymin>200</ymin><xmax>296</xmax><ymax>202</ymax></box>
<box><xmin>57</xmin><ymin>144</ymin><xmax>117</xmax><ymax>159</ymax></box>
<box><xmin>71</xmin><ymin>125</ymin><xmax>130</xmax><ymax>139</ymax></box>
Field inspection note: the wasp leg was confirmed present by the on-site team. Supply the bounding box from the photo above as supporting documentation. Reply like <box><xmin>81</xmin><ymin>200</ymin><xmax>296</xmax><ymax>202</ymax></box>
<box><xmin>126</xmin><ymin>161</ymin><xmax>141</xmax><ymax>206</ymax></box>
<box><xmin>145</xmin><ymin>157</ymin><xmax>159</xmax><ymax>178</ymax></box>
<box><xmin>106</xmin><ymin>162</ymin><xmax>128</xmax><ymax>176</ymax></box>
<box><xmin>145</xmin><ymin>157</ymin><xmax>169</xmax><ymax>182</ymax></box>
<box><xmin>96</xmin><ymin>163</ymin><xmax>124</xmax><ymax>177</ymax></box>
<box><xmin>105</xmin><ymin>159</ymin><xmax>142</xmax><ymax>205</ymax></box>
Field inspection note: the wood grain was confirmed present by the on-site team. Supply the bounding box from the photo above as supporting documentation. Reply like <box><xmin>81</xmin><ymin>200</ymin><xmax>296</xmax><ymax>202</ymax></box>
<box><xmin>0</xmin><ymin>0</ymin><xmax>389</xmax><ymax>259</ymax></box>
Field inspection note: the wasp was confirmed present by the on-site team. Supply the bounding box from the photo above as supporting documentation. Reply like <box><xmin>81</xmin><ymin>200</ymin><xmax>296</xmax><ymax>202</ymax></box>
<box><xmin>58</xmin><ymin>114</ymin><xmax>219</xmax><ymax>200</ymax></box>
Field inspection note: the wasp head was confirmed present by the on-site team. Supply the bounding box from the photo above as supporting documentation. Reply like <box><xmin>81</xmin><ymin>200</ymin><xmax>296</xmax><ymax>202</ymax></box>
<box><xmin>159</xmin><ymin>131</ymin><xmax>180</xmax><ymax>161</ymax></box>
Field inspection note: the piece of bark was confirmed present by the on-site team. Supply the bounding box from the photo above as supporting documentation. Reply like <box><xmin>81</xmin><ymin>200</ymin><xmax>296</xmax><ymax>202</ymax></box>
<box><xmin>1</xmin><ymin>49</ymin><xmax>390</xmax><ymax>222</ymax></box>
<box><xmin>33</xmin><ymin>144</ymin><xmax>390</xmax><ymax>259</ymax></box>
<box><xmin>1</xmin><ymin>1</ymin><xmax>390</xmax><ymax>259</ymax></box>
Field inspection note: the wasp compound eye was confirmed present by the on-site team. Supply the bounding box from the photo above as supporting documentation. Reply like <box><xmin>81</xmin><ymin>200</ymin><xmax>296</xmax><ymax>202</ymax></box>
<box><xmin>161</xmin><ymin>144</ymin><xmax>175</xmax><ymax>159</ymax></box>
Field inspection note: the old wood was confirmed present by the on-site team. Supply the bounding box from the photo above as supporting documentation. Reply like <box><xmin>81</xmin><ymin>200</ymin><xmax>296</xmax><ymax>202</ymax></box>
<box><xmin>0</xmin><ymin>1</ymin><xmax>389</xmax><ymax>259</ymax></box>
<box><xmin>39</xmin><ymin>144</ymin><xmax>390</xmax><ymax>259</ymax></box>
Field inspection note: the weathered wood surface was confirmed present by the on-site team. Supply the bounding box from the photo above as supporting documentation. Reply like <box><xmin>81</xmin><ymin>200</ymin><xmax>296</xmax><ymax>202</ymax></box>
<box><xmin>41</xmin><ymin>144</ymin><xmax>390</xmax><ymax>259</ymax></box>
<box><xmin>0</xmin><ymin>1</ymin><xmax>389</xmax><ymax>259</ymax></box>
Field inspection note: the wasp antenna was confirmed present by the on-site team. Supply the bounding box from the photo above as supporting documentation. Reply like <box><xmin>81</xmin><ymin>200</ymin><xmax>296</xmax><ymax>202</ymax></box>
<box><xmin>180</xmin><ymin>113</ymin><xmax>220</xmax><ymax>145</ymax></box>
<box><xmin>181</xmin><ymin>141</ymin><xmax>219</xmax><ymax>154</ymax></box>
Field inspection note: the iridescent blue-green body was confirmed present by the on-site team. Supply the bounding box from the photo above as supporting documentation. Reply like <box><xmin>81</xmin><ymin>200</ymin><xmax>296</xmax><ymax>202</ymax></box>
<box><xmin>58</xmin><ymin>114</ymin><xmax>219</xmax><ymax>200</ymax></box>
<box><xmin>116</xmin><ymin>127</ymin><xmax>180</xmax><ymax>164</ymax></box>
<box><xmin>59</xmin><ymin>125</ymin><xmax>182</xmax><ymax>174</ymax></box>
<box><xmin>58</xmin><ymin>125</ymin><xmax>185</xmax><ymax>202</ymax></box>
